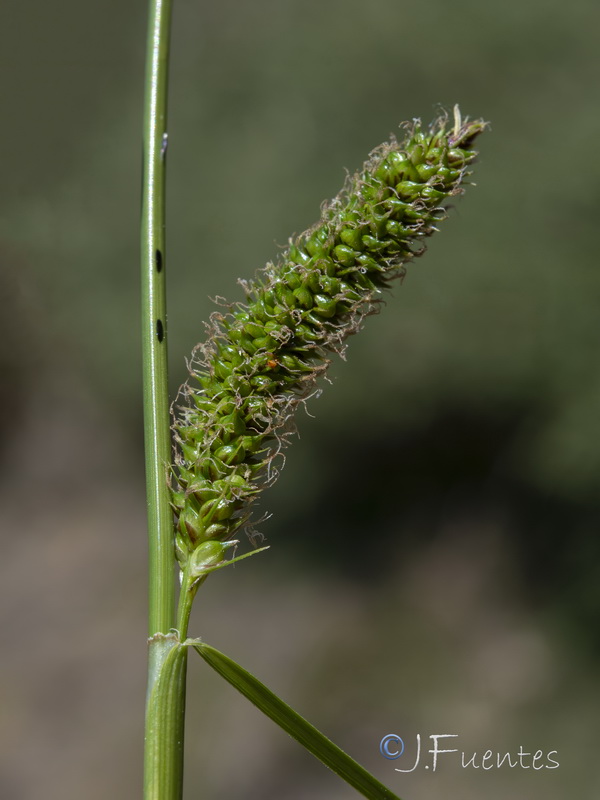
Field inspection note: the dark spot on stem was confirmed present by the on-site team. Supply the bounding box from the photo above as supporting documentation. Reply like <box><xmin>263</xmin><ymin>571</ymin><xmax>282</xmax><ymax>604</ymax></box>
<box><xmin>156</xmin><ymin>319</ymin><xmax>164</xmax><ymax>342</ymax></box>
<box><xmin>155</xmin><ymin>249</ymin><xmax>163</xmax><ymax>272</ymax></box>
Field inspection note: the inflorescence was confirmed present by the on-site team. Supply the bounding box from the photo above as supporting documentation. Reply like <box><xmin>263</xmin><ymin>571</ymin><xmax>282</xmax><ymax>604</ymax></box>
<box><xmin>171</xmin><ymin>111</ymin><xmax>485</xmax><ymax>567</ymax></box>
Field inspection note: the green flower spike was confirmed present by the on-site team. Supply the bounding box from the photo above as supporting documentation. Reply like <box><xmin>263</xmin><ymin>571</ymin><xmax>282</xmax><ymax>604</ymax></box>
<box><xmin>171</xmin><ymin>108</ymin><xmax>486</xmax><ymax>567</ymax></box>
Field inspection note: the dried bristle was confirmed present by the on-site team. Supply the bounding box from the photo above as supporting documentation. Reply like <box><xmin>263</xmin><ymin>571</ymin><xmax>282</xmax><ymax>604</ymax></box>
<box><xmin>171</xmin><ymin>113</ymin><xmax>486</xmax><ymax>565</ymax></box>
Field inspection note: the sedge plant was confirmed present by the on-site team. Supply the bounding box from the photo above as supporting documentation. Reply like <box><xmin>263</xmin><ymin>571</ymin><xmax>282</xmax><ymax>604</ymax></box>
<box><xmin>140</xmin><ymin>3</ymin><xmax>486</xmax><ymax>798</ymax></box>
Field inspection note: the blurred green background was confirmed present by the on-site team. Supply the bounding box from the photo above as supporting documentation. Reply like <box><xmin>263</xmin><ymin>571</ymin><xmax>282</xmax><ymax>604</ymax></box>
<box><xmin>1</xmin><ymin>0</ymin><xmax>599</xmax><ymax>798</ymax></box>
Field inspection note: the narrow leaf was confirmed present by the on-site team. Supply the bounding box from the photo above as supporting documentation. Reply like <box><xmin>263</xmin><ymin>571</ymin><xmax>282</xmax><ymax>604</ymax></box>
<box><xmin>191</xmin><ymin>641</ymin><xmax>402</xmax><ymax>800</ymax></box>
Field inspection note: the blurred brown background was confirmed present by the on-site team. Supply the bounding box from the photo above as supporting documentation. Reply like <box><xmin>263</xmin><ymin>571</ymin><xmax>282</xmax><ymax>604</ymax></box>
<box><xmin>1</xmin><ymin>1</ymin><xmax>599</xmax><ymax>798</ymax></box>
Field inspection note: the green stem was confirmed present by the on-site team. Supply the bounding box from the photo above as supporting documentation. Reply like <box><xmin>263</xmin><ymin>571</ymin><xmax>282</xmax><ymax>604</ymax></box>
<box><xmin>141</xmin><ymin>0</ymin><xmax>174</xmax><ymax>638</ymax></box>
<box><xmin>143</xmin><ymin>574</ymin><xmax>197</xmax><ymax>800</ymax></box>
<box><xmin>145</xmin><ymin>635</ymin><xmax>188</xmax><ymax>800</ymax></box>
<box><xmin>142</xmin><ymin>0</ymin><xmax>180</xmax><ymax>798</ymax></box>
<box><xmin>176</xmin><ymin>563</ymin><xmax>201</xmax><ymax>638</ymax></box>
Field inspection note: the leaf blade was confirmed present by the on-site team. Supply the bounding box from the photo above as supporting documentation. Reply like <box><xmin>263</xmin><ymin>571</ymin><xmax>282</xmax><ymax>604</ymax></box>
<box><xmin>191</xmin><ymin>641</ymin><xmax>403</xmax><ymax>800</ymax></box>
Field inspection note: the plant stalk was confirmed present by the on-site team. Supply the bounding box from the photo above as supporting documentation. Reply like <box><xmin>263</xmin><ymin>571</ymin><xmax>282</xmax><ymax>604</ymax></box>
<box><xmin>145</xmin><ymin>635</ymin><xmax>188</xmax><ymax>800</ymax></box>
<box><xmin>144</xmin><ymin>577</ymin><xmax>197</xmax><ymax>800</ymax></box>
<box><xmin>141</xmin><ymin>0</ymin><xmax>180</xmax><ymax>798</ymax></box>
<box><xmin>141</xmin><ymin>0</ymin><xmax>174</xmax><ymax>639</ymax></box>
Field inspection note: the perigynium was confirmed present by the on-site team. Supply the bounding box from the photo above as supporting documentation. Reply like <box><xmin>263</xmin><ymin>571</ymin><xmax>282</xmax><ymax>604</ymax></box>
<box><xmin>171</xmin><ymin>109</ymin><xmax>486</xmax><ymax>572</ymax></box>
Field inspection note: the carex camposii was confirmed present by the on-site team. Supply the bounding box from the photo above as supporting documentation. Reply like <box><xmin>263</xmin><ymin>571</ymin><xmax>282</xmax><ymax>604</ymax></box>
<box><xmin>170</xmin><ymin>108</ymin><xmax>486</xmax><ymax>574</ymax></box>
